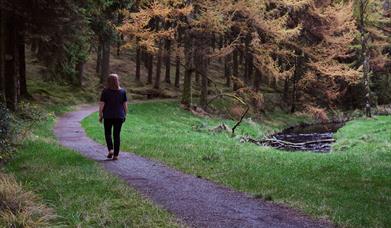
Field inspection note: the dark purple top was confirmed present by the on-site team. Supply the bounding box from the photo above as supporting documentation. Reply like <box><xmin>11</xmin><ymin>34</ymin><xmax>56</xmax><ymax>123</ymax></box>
<box><xmin>100</xmin><ymin>88</ymin><xmax>128</xmax><ymax>119</ymax></box>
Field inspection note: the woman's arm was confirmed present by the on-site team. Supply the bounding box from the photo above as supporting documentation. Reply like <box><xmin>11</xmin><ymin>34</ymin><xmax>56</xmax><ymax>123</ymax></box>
<box><xmin>123</xmin><ymin>102</ymin><xmax>128</xmax><ymax>117</ymax></box>
<box><xmin>99</xmin><ymin>102</ymin><xmax>105</xmax><ymax>123</ymax></box>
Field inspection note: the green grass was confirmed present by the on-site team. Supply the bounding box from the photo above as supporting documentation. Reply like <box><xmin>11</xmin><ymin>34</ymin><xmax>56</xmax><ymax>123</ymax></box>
<box><xmin>82</xmin><ymin>101</ymin><xmax>391</xmax><ymax>227</ymax></box>
<box><xmin>3</xmin><ymin>109</ymin><xmax>180</xmax><ymax>227</ymax></box>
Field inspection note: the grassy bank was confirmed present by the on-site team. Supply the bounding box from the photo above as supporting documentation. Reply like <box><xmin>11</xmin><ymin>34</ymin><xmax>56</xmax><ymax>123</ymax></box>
<box><xmin>2</xmin><ymin>105</ymin><xmax>180</xmax><ymax>227</ymax></box>
<box><xmin>83</xmin><ymin>101</ymin><xmax>391</xmax><ymax>227</ymax></box>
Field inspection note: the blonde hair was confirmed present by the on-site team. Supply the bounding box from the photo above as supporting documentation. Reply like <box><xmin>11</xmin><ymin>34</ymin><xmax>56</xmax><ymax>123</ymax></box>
<box><xmin>106</xmin><ymin>74</ymin><xmax>120</xmax><ymax>90</ymax></box>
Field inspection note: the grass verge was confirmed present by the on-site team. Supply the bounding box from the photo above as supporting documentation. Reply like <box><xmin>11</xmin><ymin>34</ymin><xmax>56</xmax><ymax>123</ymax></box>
<box><xmin>2</xmin><ymin>105</ymin><xmax>180</xmax><ymax>227</ymax></box>
<box><xmin>82</xmin><ymin>101</ymin><xmax>391</xmax><ymax>227</ymax></box>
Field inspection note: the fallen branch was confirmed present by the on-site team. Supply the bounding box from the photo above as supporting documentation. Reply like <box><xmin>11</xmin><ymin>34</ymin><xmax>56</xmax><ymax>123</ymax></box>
<box><xmin>259</xmin><ymin>138</ymin><xmax>336</xmax><ymax>146</ymax></box>
<box><xmin>208</xmin><ymin>93</ymin><xmax>250</xmax><ymax>137</ymax></box>
<box><xmin>241</xmin><ymin>136</ymin><xmax>335</xmax><ymax>150</ymax></box>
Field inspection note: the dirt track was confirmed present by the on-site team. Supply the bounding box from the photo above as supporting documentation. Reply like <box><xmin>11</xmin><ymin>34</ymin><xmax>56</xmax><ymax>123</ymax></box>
<box><xmin>54</xmin><ymin>104</ymin><xmax>332</xmax><ymax>228</ymax></box>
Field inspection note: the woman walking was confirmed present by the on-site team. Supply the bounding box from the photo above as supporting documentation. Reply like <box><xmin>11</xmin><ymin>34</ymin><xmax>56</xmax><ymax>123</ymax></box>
<box><xmin>99</xmin><ymin>74</ymin><xmax>128</xmax><ymax>160</ymax></box>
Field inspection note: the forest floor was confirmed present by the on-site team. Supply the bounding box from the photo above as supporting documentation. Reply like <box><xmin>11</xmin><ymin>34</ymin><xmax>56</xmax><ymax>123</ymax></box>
<box><xmin>82</xmin><ymin>101</ymin><xmax>391</xmax><ymax>228</ymax></box>
<box><xmin>56</xmin><ymin>103</ymin><xmax>330</xmax><ymax>227</ymax></box>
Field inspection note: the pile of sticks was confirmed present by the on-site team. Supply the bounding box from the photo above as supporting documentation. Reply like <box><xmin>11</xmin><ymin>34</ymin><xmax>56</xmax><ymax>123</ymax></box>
<box><xmin>240</xmin><ymin>136</ymin><xmax>335</xmax><ymax>150</ymax></box>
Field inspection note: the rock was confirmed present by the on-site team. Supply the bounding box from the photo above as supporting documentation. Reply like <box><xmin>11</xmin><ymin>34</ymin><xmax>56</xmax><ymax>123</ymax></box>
<box><xmin>210</xmin><ymin>124</ymin><xmax>231</xmax><ymax>133</ymax></box>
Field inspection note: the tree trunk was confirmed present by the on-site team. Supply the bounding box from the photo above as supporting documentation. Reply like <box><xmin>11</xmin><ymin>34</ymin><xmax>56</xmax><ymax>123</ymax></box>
<box><xmin>101</xmin><ymin>39</ymin><xmax>110</xmax><ymax>84</ymax></box>
<box><xmin>233</xmin><ymin>49</ymin><xmax>239</xmax><ymax>78</ymax></box>
<box><xmin>17</xmin><ymin>30</ymin><xmax>28</xmax><ymax>97</ymax></box>
<box><xmin>175</xmin><ymin>50</ymin><xmax>181</xmax><ymax>88</ymax></box>
<box><xmin>211</xmin><ymin>34</ymin><xmax>216</xmax><ymax>50</ymax></box>
<box><xmin>182</xmin><ymin>32</ymin><xmax>193</xmax><ymax>108</ymax></box>
<box><xmin>218</xmin><ymin>36</ymin><xmax>224</xmax><ymax>63</ymax></box>
<box><xmin>224</xmin><ymin>53</ymin><xmax>232</xmax><ymax>87</ymax></box>
<box><xmin>195</xmin><ymin>73</ymin><xmax>200</xmax><ymax>86</ymax></box>
<box><xmin>96</xmin><ymin>39</ymin><xmax>102</xmax><ymax>74</ymax></box>
<box><xmin>239</xmin><ymin>49</ymin><xmax>244</xmax><ymax>65</ymax></box>
<box><xmin>247</xmin><ymin>54</ymin><xmax>254</xmax><ymax>85</ymax></box>
<box><xmin>244</xmin><ymin>34</ymin><xmax>252</xmax><ymax>84</ymax></box>
<box><xmin>164</xmin><ymin>39</ymin><xmax>172</xmax><ymax>84</ymax></box>
<box><xmin>76</xmin><ymin>60</ymin><xmax>85</xmax><ymax>87</ymax></box>
<box><xmin>200</xmin><ymin>54</ymin><xmax>208</xmax><ymax>109</ymax></box>
<box><xmin>254</xmin><ymin>69</ymin><xmax>261</xmax><ymax>92</ymax></box>
<box><xmin>194</xmin><ymin>50</ymin><xmax>200</xmax><ymax>84</ymax></box>
<box><xmin>359</xmin><ymin>0</ymin><xmax>372</xmax><ymax>117</ymax></box>
<box><xmin>4</xmin><ymin>10</ymin><xmax>18</xmax><ymax>111</ymax></box>
<box><xmin>142</xmin><ymin>48</ymin><xmax>148</xmax><ymax>68</ymax></box>
<box><xmin>194</xmin><ymin>35</ymin><xmax>210</xmax><ymax>109</ymax></box>
<box><xmin>291</xmin><ymin>77</ymin><xmax>297</xmax><ymax>113</ymax></box>
<box><xmin>291</xmin><ymin>53</ymin><xmax>304</xmax><ymax>113</ymax></box>
<box><xmin>195</xmin><ymin>73</ymin><xmax>200</xmax><ymax>84</ymax></box>
<box><xmin>147</xmin><ymin>53</ymin><xmax>153</xmax><ymax>84</ymax></box>
<box><xmin>291</xmin><ymin>60</ymin><xmax>299</xmax><ymax>113</ymax></box>
<box><xmin>117</xmin><ymin>13</ymin><xmax>123</xmax><ymax>56</ymax></box>
<box><xmin>283</xmin><ymin>77</ymin><xmax>289</xmax><ymax>101</ymax></box>
<box><xmin>135</xmin><ymin>45</ymin><xmax>141</xmax><ymax>81</ymax></box>
<box><xmin>117</xmin><ymin>34</ymin><xmax>122</xmax><ymax>56</ymax></box>
<box><xmin>0</xmin><ymin>8</ymin><xmax>5</xmax><ymax>101</ymax></box>
<box><xmin>154</xmin><ymin>45</ymin><xmax>163</xmax><ymax>89</ymax></box>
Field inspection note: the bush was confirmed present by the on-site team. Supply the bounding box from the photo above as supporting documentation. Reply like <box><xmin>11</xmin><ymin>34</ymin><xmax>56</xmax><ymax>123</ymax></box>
<box><xmin>0</xmin><ymin>101</ymin><xmax>47</xmax><ymax>161</ymax></box>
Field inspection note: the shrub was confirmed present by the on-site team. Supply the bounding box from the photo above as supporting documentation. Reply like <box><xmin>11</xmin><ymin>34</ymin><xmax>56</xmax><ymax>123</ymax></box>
<box><xmin>0</xmin><ymin>101</ymin><xmax>47</xmax><ymax>161</ymax></box>
<box><xmin>0</xmin><ymin>103</ymin><xmax>12</xmax><ymax>160</ymax></box>
<box><xmin>16</xmin><ymin>102</ymin><xmax>47</xmax><ymax>121</ymax></box>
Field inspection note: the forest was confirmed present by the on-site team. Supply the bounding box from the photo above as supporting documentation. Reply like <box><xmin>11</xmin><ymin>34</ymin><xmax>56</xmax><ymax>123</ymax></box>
<box><xmin>0</xmin><ymin>0</ymin><xmax>390</xmax><ymax>227</ymax></box>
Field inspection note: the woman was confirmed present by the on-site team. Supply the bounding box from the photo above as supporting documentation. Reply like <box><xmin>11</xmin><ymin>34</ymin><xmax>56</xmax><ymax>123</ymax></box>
<box><xmin>99</xmin><ymin>74</ymin><xmax>128</xmax><ymax>160</ymax></box>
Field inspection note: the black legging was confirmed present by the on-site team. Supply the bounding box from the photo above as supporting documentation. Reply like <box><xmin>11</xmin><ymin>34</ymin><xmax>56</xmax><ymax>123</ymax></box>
<box><xmin>104</xmin><ymin>118</ymin><xmax>124</xmax><ymax>156</ymax></box>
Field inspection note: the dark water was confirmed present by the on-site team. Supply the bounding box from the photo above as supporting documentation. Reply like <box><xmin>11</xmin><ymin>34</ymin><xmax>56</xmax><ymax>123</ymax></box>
<box><xmin>267</xmin><ymin>122</ymin><xmax>345</xmax><ymax>153</ymax></box>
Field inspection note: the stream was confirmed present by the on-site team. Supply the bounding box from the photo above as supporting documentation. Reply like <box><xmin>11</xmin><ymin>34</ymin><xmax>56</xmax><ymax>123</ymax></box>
<box><xmin>264</xmin><ymin>122</ymin><xmax>345</xmax><ymax>153</ymax></box>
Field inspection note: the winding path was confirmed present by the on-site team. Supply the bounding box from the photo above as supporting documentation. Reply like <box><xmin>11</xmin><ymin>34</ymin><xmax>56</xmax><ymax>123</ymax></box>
<box><xmin>54</xmin><ymin>104</ymin><xmax>331</xmax><ymax>228</ymax></box>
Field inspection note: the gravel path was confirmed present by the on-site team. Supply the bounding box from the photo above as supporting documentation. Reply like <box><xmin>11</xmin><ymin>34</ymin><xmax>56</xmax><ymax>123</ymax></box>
<box><xmin>54</xmin><ymin>104</ymin><xmax>332</xmax><ymax>228</ymax></box>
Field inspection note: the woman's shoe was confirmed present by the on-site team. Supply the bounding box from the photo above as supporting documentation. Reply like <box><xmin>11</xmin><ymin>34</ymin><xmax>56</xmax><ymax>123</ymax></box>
<box><xmin>107</xmin><ymin>150</ymin><xmax>114</xmax><ymax>159</ymax></box>
<box><xmin>112</xmin><ymin>156</ymin><xmax>118</xmax><ymax>160</ymax></box>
